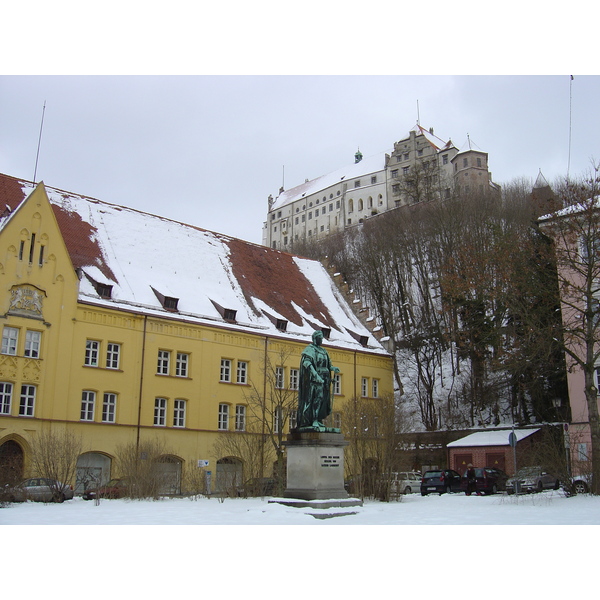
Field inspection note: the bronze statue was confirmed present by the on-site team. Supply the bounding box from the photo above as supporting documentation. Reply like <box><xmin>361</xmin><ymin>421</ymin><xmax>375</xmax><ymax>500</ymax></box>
<box><xmin>296</xmin><ymin>330</ymin><xmax>340</xmax><ymax>431</ymax></box>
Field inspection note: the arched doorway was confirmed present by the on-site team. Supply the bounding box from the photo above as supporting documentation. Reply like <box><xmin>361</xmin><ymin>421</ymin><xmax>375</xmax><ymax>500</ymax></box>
<box><xmin>215</xmin><ymin>457</ymin><xmax>243</xmax><ymax>496</ymax></box>
<box><xmin>0</xmin><ymin>440</ymin><xmax>24</xmax><ymax>485</ymax></box>
<box><xmin>76</xmin><ymin>452</ymin><xmax>112</xmax><ymax>495</ymax></box>
<box><xmin>156</xmin><ymin>455</ymin><xmax>182</xmax><ymax>495</ymax></box>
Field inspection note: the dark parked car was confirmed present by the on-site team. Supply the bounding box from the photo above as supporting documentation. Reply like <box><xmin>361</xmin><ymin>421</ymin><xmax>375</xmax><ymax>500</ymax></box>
<box><xmin>420</xmin><ymin>469</ymin><xmax>462</xmax><ymax>495</ymax></box>
<box><xmin>460</xmin><ymin>467</ymin><xmax>508</xmax><ymax>495</ymax></box>
<box><xmin>3</xmin><ymin>478</ymin><xmax>74</xmax><ymax>503</ymax></box>
<box><xmin>238</xmin><ymin>477</ymin><xmax>278</xmax><ymax>497</ymax></box>
<box><xmin>506</xmin><ymin>467</ymin><xmax>560</xmax><ymax>494</ymax></box>
<box><xmin>82</xmin><ymin>478</ymin><xmax>131</xmax><ymax>500</ymax></box>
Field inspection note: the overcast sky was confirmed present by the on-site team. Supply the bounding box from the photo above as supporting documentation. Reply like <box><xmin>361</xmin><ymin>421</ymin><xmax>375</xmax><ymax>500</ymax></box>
<box><xmin>1</xmin><ymin>7</ymin><xmax>598</xmax><ymax>245</ymax></box>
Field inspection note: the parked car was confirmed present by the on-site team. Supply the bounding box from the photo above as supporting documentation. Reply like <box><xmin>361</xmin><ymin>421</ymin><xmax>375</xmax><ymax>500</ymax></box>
<box><xmin>506</xmin><ymin>467</ymin><xmax>560</xmax><ymax>494</ymax></box>
<box><xmin>238</xmin><ymin>477</ymin><xmax>277</xmax><ymax>497</ymax></box>
<box><xmin>389</xmin><ymin>472</ymin><xmax>422</xmax><ymax>495</ymax></box>
<box><xmin>460</xmin><ymin>467</ymin><xmax>508</xmax><ymax>495</ymax></box>
<box><xmin>420</xmin><ymin>469</ymin><xmax>462</xmax><ymax>495</ymax></box>
<box><xmin>570</xmin><ymin>474</ymin><xmax>592</xmax><ymax>495</ymax></box>
<box><xmin>4</xmin><ymin>478</ymin><xmax>74</xmax><ymax>502</ymax></box>
<box><xmin>82</xmin><ymin>478</ymin><xmax>131</xmax><ymax>500</ymax></box>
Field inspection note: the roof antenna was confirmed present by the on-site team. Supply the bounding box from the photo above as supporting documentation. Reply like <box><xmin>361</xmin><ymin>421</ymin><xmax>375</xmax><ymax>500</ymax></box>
<box><xmin>416</xmin><ymin>99</ymin><xmax>420</xmax><ymax>126</ymax></box>
<box><xmin>567</xmin><ymin>75</ymin><xmax>573</xmax><ymax>181</ymax></box>
<box><xmin>33</xmin><ymin>100</ymin><xmax>46</xmax><ymax>183</ymax></box>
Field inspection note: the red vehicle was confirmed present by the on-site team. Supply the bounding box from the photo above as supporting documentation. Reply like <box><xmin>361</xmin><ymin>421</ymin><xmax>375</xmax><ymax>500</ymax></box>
<box><xmin>460</xmin><ymin>467</ymin><xmax>508</xmax><ymax>495</ymax></box>
<box><xmin>82</xmin><ymin>478</ymin><xmax>130</xmax><ymax>500</ymax></box>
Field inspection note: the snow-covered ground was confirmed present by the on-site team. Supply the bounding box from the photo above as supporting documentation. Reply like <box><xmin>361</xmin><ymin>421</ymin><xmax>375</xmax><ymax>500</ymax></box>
<box><xmin>3</xmin><ymin>491</ymin><xmax>597</xmax><ymax>597</ymax></box>
<box><xmin>2</xmin><ymin>488</ymin><xmax>598</xmax><ymax>525</ymax></box>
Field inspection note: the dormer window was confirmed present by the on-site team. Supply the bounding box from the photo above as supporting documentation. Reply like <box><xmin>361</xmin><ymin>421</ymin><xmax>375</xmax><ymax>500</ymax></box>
<box><xmin>164</xmin><ymin>297</ymin><xmax>179</xmax><ymax>311</ymax></box>
<box><xmin>151</xmin><ymin>287</ymin><xmax>179</xmax><ymax>311</ymax></box>
<box><xmin>321</xmin><ymin>328</ymin><xmax>331</xmax><ymax>340</ymax></box>
<box><xmin>96</xmin><ymin>283</ymin><xmax>113</xmax><ymax>299</ymax></box>
<box><xmin>276</xmin><ymin>319</ymin><xmax>288</xmax><ymax>332</ymax></box>
<box><xmin>84</xmin><ymin>273</ymin><xmax>113</xmax><ymax>299</ymax></box>
<box><xmin>211</xmin><ymin>300</ymin><xmax>237</xmax><ymax>322</ymax></box>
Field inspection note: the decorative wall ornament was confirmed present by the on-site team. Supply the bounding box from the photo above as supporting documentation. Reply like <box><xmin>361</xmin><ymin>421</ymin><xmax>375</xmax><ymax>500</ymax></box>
<box><xmin>8</xmin><ymin>285</ymin><xmax>45</xmax><ymax>318</ymax></box>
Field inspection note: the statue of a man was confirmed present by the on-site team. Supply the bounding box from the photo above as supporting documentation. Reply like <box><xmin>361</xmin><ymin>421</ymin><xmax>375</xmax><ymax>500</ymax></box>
<box><xmin>297</xmin><ymin>330</ymin><xmax>340</xmax><ymax>431</ymax></box>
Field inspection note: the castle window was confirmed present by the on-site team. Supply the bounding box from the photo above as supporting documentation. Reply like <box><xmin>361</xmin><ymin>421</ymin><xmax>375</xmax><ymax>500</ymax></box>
<box><xmin>391</xmin><ymin>169</ymin><xmax>398</xmax><ymax>178</ymax></box>
<box><xmin>19</xmin><ymin>385</ymin><xmax>36</xmax><ymax>417</ymax></box>
<box><xmin>157</xmin><ymin>350</ymin><xmax>170</xmax><ymax>375</ymax></box>
<box><xmin>443</xmin><ymin>154</ymin><xmax>448</xmax><ymax>165</ymax></box>
<box><xmin>102</xmin><ymin>393</ymin><xmax>117</xmax><ymax>423</ymax></box>
<box><xmin>2</xmin><ymin>327</ymin><xmax>19</xmax><ymax>355</ymax></box>
<box><xmin>85</xmin><ymin>340</ymin><xmax>99</xmax><ymax>367</ymax></box>
<box><xmin>371</xmin><ymin>176</ymin><xmax>377</xmax><ymax>184</ymax></box>
<box><xmin>176</xmin><ymin>352</ymin><xmax>189</xmax><ymax>377</ymax></box>
<box><xmin>235</xmin><ymin>405</ymin><xmax>246</xmax><ymax>431</ymax></box>
<box><xmin>354</xmin><ymin>180</ymin><xmax>361</xmax><ymax>188</ymax></box>
<box><xmin>106</xmin><ymin>343</ymin><xmax>120</xmax><ymax>369</ymax></box>
<box><xmin>0</xmin><ymin>382</ymin><xmax>12</xmax><ymax>415</ymax></box>
<box><xmin>220</xmin><ymin>359</ymin><xmax>232</xmax><ymax>382</ymax></box>
<box><xmin>237</xmin><ymin>361</ymin><xmax>248</xmax><ymax>384</ymax></box>
<box><xmin>218</xmin><ymin>403</ymin><xmax>229</xmax><ymax>430</ymax></box>
<box><xmin>173</xmin><ymin>399</ymin><xmax>186</xmax><ymax>428</ymax></box>
<box><xmin>25</xmin><ymin>330</ymin><xmax>42</xmax><ymax>358</ymax></box>
<box><xmin>154</xmin><ymin>398</ymin><xmax>167</xmax><ymax>426</ymax></box>
<box><xmin>81</xmin><ymin>391</ymin><xmax>96</xmax><ymax>421</ymax></box>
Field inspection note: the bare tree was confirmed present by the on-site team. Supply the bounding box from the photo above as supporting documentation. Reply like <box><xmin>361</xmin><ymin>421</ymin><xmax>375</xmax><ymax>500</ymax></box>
<box><xmin>238</xmin><ymin>347</ymin><xmax>299</xmax><ymax>496</ymax></box>
<box><xmin>539</xmin><ymin>163</ymin><xmax>600</xmax><ymax>494</ymax></box>
<box><xmin>341</xmin><ymin>393</ymin><xmax>399</xmax><ymax>501</ymax></box>
<box><xmin>114</xmin><ymin>437</ymin><xmax>174</xmax><ymax>499</ymax></box>
<box><xmin>29</xmin><ymin>428</ymin><xmax>82</xmax><ymax>501</ymax></box>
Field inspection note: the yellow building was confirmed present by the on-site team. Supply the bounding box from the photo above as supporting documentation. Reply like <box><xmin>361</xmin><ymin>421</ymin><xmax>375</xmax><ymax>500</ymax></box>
<box><xmin>0</xmin><ymin>173</ymin><xmax>393</xmax><ymax>495</ymax></box>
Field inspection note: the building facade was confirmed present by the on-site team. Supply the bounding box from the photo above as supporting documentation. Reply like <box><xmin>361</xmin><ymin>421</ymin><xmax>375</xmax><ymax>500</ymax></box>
<box><xmin>263</xmin><ymin>124</ymin><xmax>499</xmax><ymax>250</ymax></box>
<box><xmin>0</xmin><ymin>173</ymin><xmax>394</xmax><ymax>495</ymax></box>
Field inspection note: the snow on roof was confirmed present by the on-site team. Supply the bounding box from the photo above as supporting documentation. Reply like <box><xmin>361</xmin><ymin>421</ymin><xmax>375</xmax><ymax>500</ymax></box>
<box><xmin>270</xmin><ymin>150</ymin><xmax>390</xmax><ymax>211</ymax></box>
<box><xmin>409</xmin><ymin>124</ymin><xmax>454</xmax><ymax>151</ymax></box>
<box><xmin>0</xmin><ymin>173</ymin><xmax>386</xmax><ymax>353</ymax></box>
<box><xmin>446</xmin><ymin>428</ymin><xmax>540</xmax><ymax>448</ymax></box>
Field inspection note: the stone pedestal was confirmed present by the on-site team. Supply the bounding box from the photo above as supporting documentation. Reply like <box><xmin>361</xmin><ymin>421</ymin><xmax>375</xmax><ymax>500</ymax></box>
<box><xmin>283</xmin><ymin>431</ymin><xmax>350</xmax><ymax>501</ymax></box>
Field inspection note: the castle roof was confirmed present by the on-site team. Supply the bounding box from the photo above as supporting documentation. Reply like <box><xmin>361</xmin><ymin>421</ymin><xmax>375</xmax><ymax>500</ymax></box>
<box><xmin>0</xmin><ymin>172</ymin><xmax>384</xmax><ymax>352</ymax></box>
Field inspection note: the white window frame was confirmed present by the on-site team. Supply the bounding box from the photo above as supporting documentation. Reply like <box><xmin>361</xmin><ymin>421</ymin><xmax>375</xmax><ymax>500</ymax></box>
<box><xmin>154</xmin><ymin>397</ymin><xmax>167</xmax><ymax>426</ymax></box>
<box><xmin>361</xmin><ymin>377</ymin><xmax>368</xmax><ymax>397</ymax></box>
<box><xmin>578</xmin><ymin>443</ymin><xmax>589</xmax><ymax>462</ymax></box>
<box><xmin>157</xmin><ymin>350</ymin><xmax>170</xmax><ymax>375</ymax></box>
<box><xmin>175</xmin><ymin>353</ymin><xmax>189</xmax><ymax>378</ymax></box>
<box><xmin>220</xmin><ymin>359</ymin><xmax>232</xmax><ymax>382</ymax></box>
<box><xmin>235</xmin><ymin>404</ymin><xmax>246</xmax><ymax>431</ymax></box>
<box><xmin>19</xmin><ymin>384</ymin><xmax>36</xmax><ymax>417</ymax></box>
<box><xmin>218</xmin><ymin>403</ymin><xmax>229</xmax><ymax>430</ymax></box>
<box><xmin>275</xmin><ymin>366</ymin><xmax>285</xmax><ymax>389</ymax></box>
<box><xmin>0</xmin><ymin>382</ymin><xmax>13</xmax><ymax>415</ymax></box>
<box><xmin>274</xmin><ymin>406</ymin><xmax>283</xmax><ymax>433</ymax></box>
<box><xmin>236</xmin><ymin>361</ymin><xmax>247</xmax><ymax>384</ymax></box>
<box><xmin>81</xmin><ymin>390</ymin><xmax>96</xmax><ymax>421</ymax></box>
<box><xmin>102</xmin><ymin>392</ymin><xmax>117</xmax><ymax>423</ymax></box>
<box><xmin>333</xmin><ymin>373</ymin><xmax>341</xmax><ymax>395</ymax></box>
<box><xmin>289</xmin><ymin>368</ymin><xmax>299</xmax><ymax>390</ymax></box>
<box><xmin>289</xmin><ymin>409</ymin><xmax>298</xmax><ymax>430</ymax></box>
<box><xmin>372</xmin><ymin>378</ymin><xmax>379</xmax><ymax>398</ymax></box>
<box><xmin>173</xmin><ymin>399</ymin><xmax>186</xmax><ymax>428</ymax></box>
<box><xmin>2</xmin><ymin>327</ymin><xmax>19</xmax><ymax>355</ymax></box>
<box><xmin>85</xmin><ymin>340</ymin><xmax>99</xmax><ymax>367</ymax></box>
<box><xmin>24</xmin><ymin>330</ymin><xmax>41</xmax><ymax>358</ymax></box>
<box><xmin>106</xmin><ymin>343</ymin><xmax>121</xmax><ymax>369</ymax></box>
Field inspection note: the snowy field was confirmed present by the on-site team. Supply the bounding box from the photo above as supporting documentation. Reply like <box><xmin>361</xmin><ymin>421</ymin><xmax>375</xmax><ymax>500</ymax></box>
<box><xmin>2</xmin><ymin>488</ymin><xmax>600</xmax><ymax>525</ymax></box>
<box><xmin>3</xmin><ymin>491</ymin><xmax>598</xmax><ymax>598</ymax></box>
